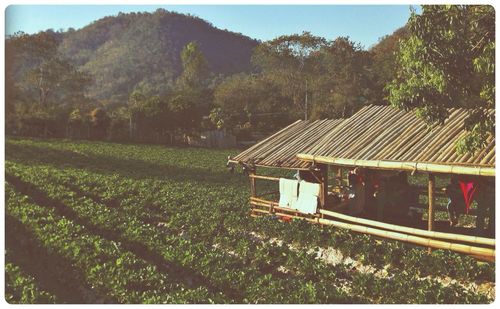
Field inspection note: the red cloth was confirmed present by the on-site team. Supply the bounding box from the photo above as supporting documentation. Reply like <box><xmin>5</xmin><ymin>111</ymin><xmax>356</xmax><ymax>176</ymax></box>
<box><xmin>459</xmin><ymin>180</ymin><xmax>476</xmax><ymax>214</ymax></box>
<box><xmin>279</xmin><ymin>215</ymin><xmax>292</xmax><ymax>222</ymax></box>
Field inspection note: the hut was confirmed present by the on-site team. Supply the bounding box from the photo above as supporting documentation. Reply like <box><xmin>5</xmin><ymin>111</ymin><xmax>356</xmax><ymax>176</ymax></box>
<box><xmin>229</xmin><ymin>105</ymin><xmax>495</xmax><ymax>260</ymax></box>
<box><xmin>229</xmin><ymin>118</ymin><xmax>345</xmax><ymax>210</ymax></box>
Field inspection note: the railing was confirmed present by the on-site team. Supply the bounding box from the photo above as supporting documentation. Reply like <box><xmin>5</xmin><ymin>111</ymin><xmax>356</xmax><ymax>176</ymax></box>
<box><xmin>250</xmin><ymin>196</ymin><xmax>495</xmax><ymax>262</ymax></box>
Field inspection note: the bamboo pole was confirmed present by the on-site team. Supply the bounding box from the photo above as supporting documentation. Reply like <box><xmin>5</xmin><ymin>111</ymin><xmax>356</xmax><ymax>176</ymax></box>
<box><xmin>319</xmin><ymin>164</ymin><xmax>328</xmax><ymax>208</ymax></box>
<box><xmin>250</xmin><ymin>198</ymin><xmax>303</xmax><ymax>215</ymax></box>
<box><xmin>319</xmin><ymin>209</ymin><xmax>495</xmax><ymax>247</ymax></box>
<box><xmin>249</xmin><ymin>199</ymin><xmax>495</xmax><ymax>258</ymax></box>
<box><xmin>428</xmin><ymin>173</ymin><xmax>435</xmax><ymax>254</ymax></box>
<box><xmin>251</xmin><ymin>208</ymin><xmax>273</xmax><ymax>215</ymax></box>
<box><xmin>296</xmin><ymin>154</ymin><xmax>495</xmax><ymax>177</ymax></box>
<box><xmin>250</xmin><ymin>196</ymin><xmax>275</xmax><ymax>204</ymax></box>
<box><xmin>228</xmin><ymin>160</ymin><xmax>311</xmax><ymax>170</ymax></box>
<box><xmin>310</xmin><ymin>217</ymin><xmax>495</xmax><ymax>258</ymax></box>
<box><xmin>249</xmin><ymin>174</ymin><xmax>280</xmax><ymax>182</ymax></box>
<box><xmin>249</xmin><ymin>194</ymin><xmax>495</xmax><ymax>247</ymax></box>
<box><xmin>249</xmin><ymin>171</ymin><xmax>257</xmax><ymax>198</ymax></box>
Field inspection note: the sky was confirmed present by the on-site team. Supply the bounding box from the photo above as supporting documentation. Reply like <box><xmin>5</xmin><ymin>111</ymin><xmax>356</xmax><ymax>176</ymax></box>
<box><xmin>5</xmin><ymin>5</ymin><xmax>419</xmax><ymax>49</ymax></box>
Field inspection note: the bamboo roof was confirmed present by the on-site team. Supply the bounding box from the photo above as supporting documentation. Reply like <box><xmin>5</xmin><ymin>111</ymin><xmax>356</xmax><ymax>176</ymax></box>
<box><xmin>232</xmin><ymin>105</ymin><xmax>495</xmax><ymax>176</ymax></box>
<box><xmin>298</xmin><ymin>105</ymin><xmax>495</xmax><ymax>176</ymax></box>
<box><xmin>230</xmin><ymin>119</ymin><xmax>345</xmax><ymax>169</ymax></box>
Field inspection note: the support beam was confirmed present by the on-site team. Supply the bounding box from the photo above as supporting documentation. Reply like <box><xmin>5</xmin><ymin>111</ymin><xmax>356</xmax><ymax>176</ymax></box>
<box><xmin>428</xmin><ymin>173</ymin><xmax>435</xmax><ymax>254</ymax></box>
<box><xmin>249</xmin><ymin>171</ymin><xmax>257</xmax><ymax>198</ymax></box>
<box><xmin>249</xmin><ymin>174</ymin><xmax>280</xmax><ymax>182</ymax></box>
<box><xmin>319</xmin><ymin>164</ymin><xmax>328</xmax><ymax>209</ymax></box>
<box><xmin>297</xmin><ymin>154</ymin><xmax>495</xmax><ymax>176</ymax></box>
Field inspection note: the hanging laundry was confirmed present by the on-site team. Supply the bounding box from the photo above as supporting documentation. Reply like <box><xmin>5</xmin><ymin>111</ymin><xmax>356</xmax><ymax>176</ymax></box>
<box><xmin>458</xmin><ymin>179</ymin><xmax>476</xmax><ymax>214</ymax></box>
<box><xmin>279</xmin><ymin>178</ymin><xmax>299</xmax><ymax>208</ymax></box>
<box><xmin>295</xmin><ymin>180</ymin><xmax>320</xmax><ymax>214</ymax></box>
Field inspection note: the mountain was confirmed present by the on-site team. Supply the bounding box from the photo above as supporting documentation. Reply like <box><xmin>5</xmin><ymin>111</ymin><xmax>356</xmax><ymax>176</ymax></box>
<box><xmin>54</xmin><ymin>9</ymin><xmax>259</xmax><ymax>104</ymax></box>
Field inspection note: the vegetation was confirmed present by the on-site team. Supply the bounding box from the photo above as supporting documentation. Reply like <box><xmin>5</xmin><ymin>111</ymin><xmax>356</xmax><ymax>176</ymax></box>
<box><xmin>7</xmin><ymin>5</ymin><xmax>493</xmax><ymax>152</ymax></box>
<box><xmin>387</xmin><ymin>5</ymin><xmax>495</xmax><ymax>153</ymax></box>
<box><xmin>5</xmin><ymin>138</ymin><xmax>494</xmax><ymax>304</ymax></box>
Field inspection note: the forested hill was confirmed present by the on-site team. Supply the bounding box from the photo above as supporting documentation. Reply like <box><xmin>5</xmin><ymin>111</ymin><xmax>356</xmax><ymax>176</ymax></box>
<box><xmin>7</xmin><ymin>6</ymin><xmax>493</xmax><ymax>153</ymax></box>
<box><xmin>57</xmin><ymin>9</ymin><xmax>258</xmax><ymax>103</ymax></box>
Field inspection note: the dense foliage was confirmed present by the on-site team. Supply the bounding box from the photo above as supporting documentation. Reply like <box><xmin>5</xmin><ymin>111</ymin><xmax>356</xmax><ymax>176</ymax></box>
<box><xmin>387</xmin><ymin>5</ymin><xmax>495</xmax><ymax>153</ymax></box>
<box><xmin>6</xmin><ymin>5</ymin><xmax>495</xmax><ymax>153</ymax></box>
<box><xmin>5</xmin><ymin>9</ymin><xmax>406</xmax><ymax>143</ymax></box>
<box><xmin>5</xmin><ymin>138</ymin><xmax>494</xmax><ymax>304</ymax></box>
<box><xmin>59</xmin><ymin>9</ymin><xmax>258</xmax><ymax>103</ymax></box>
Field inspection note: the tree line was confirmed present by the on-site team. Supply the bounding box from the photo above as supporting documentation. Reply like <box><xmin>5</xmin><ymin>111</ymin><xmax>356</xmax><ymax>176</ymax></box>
<box><xmin>5</xmin><ymin>5</ymin><xmax>494</xmax><ymax>152</ymax></box>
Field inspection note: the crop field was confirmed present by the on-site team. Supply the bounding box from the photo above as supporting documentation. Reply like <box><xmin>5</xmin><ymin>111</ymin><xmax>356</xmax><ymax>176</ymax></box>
<box><xmin>5</xmin><ymin>138</ymin><xmax>495</xmax><ymax>304</ymax></box>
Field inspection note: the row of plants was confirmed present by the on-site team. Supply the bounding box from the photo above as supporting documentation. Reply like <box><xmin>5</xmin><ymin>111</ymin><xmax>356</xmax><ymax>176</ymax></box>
<box><xmin>3</xmin><ymin>162</ymin><xmax>492</xmax><ymax>302</ymax></box>
<box><xmin>6</xmin><ymin>161</ymin><xmax>357</xmax><ymax>303</ymax></box>
<box><xmin>5</xmin><ymin>262</ymin><xmax>58</xmax><ymax>304</ymax></box>
<box><xmin>249</xmin><ymin>217</ymin><xmax>494</xmax><ymax>282</ymax></box>
<box><xmin>5</xmin><ymin>138</ymin><xmax>495</xmax><ymax>303</ymax></box>
<box><xmin>5</xmin><ymin>183</ymin><xmax>220</xmax><ymax>304</ymax></box>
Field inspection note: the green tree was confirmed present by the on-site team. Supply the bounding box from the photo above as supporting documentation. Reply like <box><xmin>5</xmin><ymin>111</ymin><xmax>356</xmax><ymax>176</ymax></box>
<box><xmin>170</xmin><ymin>42</ymin><xmax>212</xmax><ymax>135</ymax></box>
<box><xmin>6</xmin><ymin>30</ymin><xmax>93</xmax><ymax>137</ymax></box>
<box><xmin>170</xmin><ymin>88</ymin><xmax>208</xmax><ymax>132</ymax></box>
<box><xmin>387</xmin><ymin>5</ymin><xmax>494</xmax><ymax>153</ymax></box>
<box><xmin>311</xmin><ymin>37</ymin><xmax>373</xmax><ymax>119</ymax></box>
<box><xmin>252</xmin><ymin>32</ymin><xmax>326</xmax><ymax>120</ymax></box>
<box><xmin>212</xmin><ymin>73</ymin><xmax>290</xmax><ymax>132</ymax></box>
<box><xmin>369</xmin><ymin>27</ymin><xmax>409</xmax><ymax>104</ymax></box>
<box><xmin>177</xmin><ymin>41</ymin><xmax>210</xmax><ymax>89</ymax></box>
<box><xmin>68</xmin><ymin>108</ymin><xmax>91</xmax><ymax>139</ymax></box>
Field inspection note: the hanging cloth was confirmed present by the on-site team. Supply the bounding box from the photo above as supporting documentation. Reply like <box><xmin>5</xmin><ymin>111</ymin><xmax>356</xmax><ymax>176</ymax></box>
<box><xmin>295</xmin><ymin>181</ymin><xmax>320</xmax><ymax>214</ymax></box>
<box><xmin>458</xmin><ymin>179</ymin><xmax>476</xmax><ymax>214</ymax></box>
<box><xmin>279</xmin><ymin>178</ymin><xmax>298</xmax><ymax>208</ymax></box>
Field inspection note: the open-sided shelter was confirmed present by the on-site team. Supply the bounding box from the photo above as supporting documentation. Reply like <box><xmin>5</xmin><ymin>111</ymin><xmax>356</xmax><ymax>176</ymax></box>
<box><xmin>229</xmin><ymin>105</ymin><xmax>495</xmax><ymax>260</ymax></box>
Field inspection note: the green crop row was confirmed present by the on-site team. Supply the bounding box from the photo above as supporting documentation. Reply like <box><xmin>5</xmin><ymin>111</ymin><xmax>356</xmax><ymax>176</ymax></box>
<box><xmin>5</xmin><ymin>182</ymin><xmax>222</xmax><ymax>303</ymax></box>
<box><xmin>5</xmin><ymin>138</ymin><xmax>495</xmax><ymax>303</ymax></box>
<box><xmin>249</xmin><ymin>216</ymin><xmax>494</xmax><ymax>282</ymax></box>
<box><xmin>5</xmin><ymin>262</ymin><xmax>57</xmax><ymax>304</ymax></box>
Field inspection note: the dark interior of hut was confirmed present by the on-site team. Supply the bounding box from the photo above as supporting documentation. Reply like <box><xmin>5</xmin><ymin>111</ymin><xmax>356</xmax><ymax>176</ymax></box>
<box><xmin>251</xmin><ymin>166</ymin><xmax>495</xmax><ymax>239</ymax></box>
<box><xmin>321</xmin><ymin>167</ymin><xmax>494</xmax><ymax>238</ymax></box>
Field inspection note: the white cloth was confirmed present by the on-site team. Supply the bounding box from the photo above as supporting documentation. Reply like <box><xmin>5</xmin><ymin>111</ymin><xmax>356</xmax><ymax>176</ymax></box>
<box><xmin>278</xmin><ymin>178</ymin><xmax>298</xmax><ymax>208</ymax></box>
<box><xmin>295</xmin><ymin>181</ymin><xmax>320</xmax><ymax>214</ymax></box>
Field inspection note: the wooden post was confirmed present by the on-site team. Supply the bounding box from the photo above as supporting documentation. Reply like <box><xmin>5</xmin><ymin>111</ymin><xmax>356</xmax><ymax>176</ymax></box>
<box><xmin>249</xmin><ymin>171</ymin><xmax>257</xmax><ymax>198</ymax></box>
<box><xmin>249</xmin><ymin>169</ymin><xmax>257</xmax><ymax>215</ymax></box>
<box><xmin>428</xmin><ymin>173</ymin><xmax>435</xmax><ymax>254</ymax></box>
<box><xmin>319</xmin><ymin>164</ymin><xmax>329</xmax><ymax>209</ymax></box>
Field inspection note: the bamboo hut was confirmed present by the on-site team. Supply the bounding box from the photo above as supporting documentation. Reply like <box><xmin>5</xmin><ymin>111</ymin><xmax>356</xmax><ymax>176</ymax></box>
<box><xmin>229</xmin><ymin>105</ymin><xmax>495</xmax><ymax>260</ymax></box>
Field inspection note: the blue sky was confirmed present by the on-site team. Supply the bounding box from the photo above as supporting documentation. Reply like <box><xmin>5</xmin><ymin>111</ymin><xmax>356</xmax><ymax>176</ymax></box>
<box><xmin>5</xmin><ymin>5</ymin><xmax>418</xmax><ymax>48</ymax></box>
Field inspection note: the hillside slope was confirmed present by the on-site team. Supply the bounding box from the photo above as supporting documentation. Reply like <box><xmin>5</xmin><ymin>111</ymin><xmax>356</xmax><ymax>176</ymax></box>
<box><xmin>56</xmin><ymin>9</ymin><xmax>258</xmax><ymax>103</ymax></box>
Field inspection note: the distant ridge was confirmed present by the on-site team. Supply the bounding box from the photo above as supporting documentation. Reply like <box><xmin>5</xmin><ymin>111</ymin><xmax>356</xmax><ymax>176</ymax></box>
<box><xmin>51</xmin><ymin>9</ymin><xmax>258</xmax><ymax>104</ymax></box>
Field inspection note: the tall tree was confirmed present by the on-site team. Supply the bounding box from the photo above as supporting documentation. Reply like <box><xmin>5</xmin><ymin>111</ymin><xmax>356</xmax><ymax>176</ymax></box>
<box><xmin>6</xmin><ymin>30</ymin><xmax>92</xmax><ymax>137</ymax></box>
<box><xmin>369</xmin><ymin>27</ymin><xmax>409</xmax><ymax>104</ymax></box>
<box><xmin>252</xmin><ymin>32</ymin><xmax>326</xmax><ymax>120</ymax></box>
<box><xmin>211</xmin><ymin>73</ymin><xmax>290</xmax><ymax>131</ymax></box>
<box><xmin>176</xmin><ymin>41</ymin><xmax>210</xmax><ymax>89</ymax></box>
<box><xmin>387</xmin><ymin>5</ymin><xmax>494</xmax><ymax>153</ymax></box>
<box><xmin>170</xmin><ymin>42</ymin><xmax>212</xmax><ymax>134</ymax></box>
<box><xmin>311</xmin><ymin>37</ymin><xmax>373</xmax><ymax>119</ymax></box>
